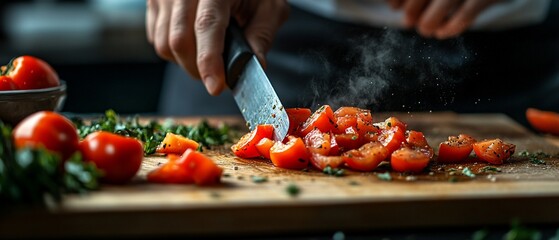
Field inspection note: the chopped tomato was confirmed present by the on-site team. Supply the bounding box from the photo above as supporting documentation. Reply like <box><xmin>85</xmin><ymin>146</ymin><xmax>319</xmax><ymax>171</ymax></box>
<box><xmin>391</xmin><ymin>147</ymin><xmax>430</xmax><ymax>173</ymax></box>
<box><xmin>334</xmin><ymin>127</ymin><xmax>362</xmax><ymax>151</ymax></box>
<box><xmin>328</xmin><ymin>132</ymin><xmax>341</xmax><ymax>155</ymax></box>
<box><xmin>405</xmin><ymin>130</ymin><xmax>434</xmax><ymax>158</ymax></box>
<box><xmin>376</xmin><ymin>117</ymin><xmax>407</xmax><ymax>132</ymax></box>
<box><xmin>526</xmin><ymin>108</ymin><xmax>559</xmax><ymax>136</ymax></box>
<box><xmin>298</xmin><ymin>105</ymin><xmax>337</xmax><ymax>137</ymax></box>
<box><xmin>286</xmin><ymin>108</ymin><xmax>312</xmax><ymax>135</ymax></box>
<box><xmin>333</xmin><ymin>107</ymin><xmax>376</xmax><ymax>135</ymax></box>
<box><xmin>378</xmin><ymin>126</ymin><xmax>406</xmax><ymax>154</ymax></box>
<box><xmin>342</xmin><ymin>141</ymin><xmax>389</xmax><ymax>171</ymax></box>
<box><xmin>181</xmin><ymin>149</ymin><xmax>223</xmax><ymax>185</ymax></box>
<box><xmin>473</xmin><ymin>139</ymin><xmax>516</xmax><ymax>165</ymax></box>
<box><xmin>255</xmin><ymin>138</ymin><xmax>274</xmax><ymax>159</ymax></box>
<box><xmin>155</xmin><ymin>132</ymin><xmax>199</xmax><ymax>155</ymax></box>
<box><xmin>310</xmin><ymin>153</ymin><xmax>344</xmax><ymax>170</ymax></box>
<box><xmin>231</xmin><ymin>124</ymin><xmax>274</xmax><ymax>158</ymax></box>
<box><xmin>304</xmin><ymin>128</ymin><xmax>331</xmax><ymax>155</ymax></box>
<box><xmin>334</xmin><ymin>107</ymin><xmax>363</xmax><ymax>117</ymax></box>
<box><xmin>270</xmin><ymin>136</ymin><xmax>309</xmax><ymax>169</ymax></box>
<box><xmin>334</xmin><ymin>115</ymin><xmax>357</xmax><ymax>134</ymax></box>
<box><xmin>147</xmin><ymin>154</ymin><xmax>193</xmax><ymax>184</ymax></box>
<box><xmin>437</xmin><ymin>134</ymin><xmax>476</xmax><ymax>163</ymax></box>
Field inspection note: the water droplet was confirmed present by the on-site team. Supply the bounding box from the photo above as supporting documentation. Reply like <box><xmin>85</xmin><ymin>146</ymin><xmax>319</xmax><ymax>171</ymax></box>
<box><xmin>408</xmin><ymin>55</ymin><xmax>411</xmax><ymax>58</ymax></box>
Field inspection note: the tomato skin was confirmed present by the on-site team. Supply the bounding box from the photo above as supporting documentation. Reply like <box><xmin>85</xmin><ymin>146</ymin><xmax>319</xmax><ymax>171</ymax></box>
<box><xmin>270</xmin><ymin>136</ymin><xmax>309</xmax><ymax>169</ymax></box>
<box><xmin>342</xmin><ymin>141</ymin><xmax>389</xmax><ymax>172</ymax></box>
<box><xmin>437</xmin><ymin>134</ymin><xmax>476</xmax><ymax>163</ymax></box>
<box><xmin>526</xmin><ymin>108</ymin><xmax>559</xmax><ymax>135</ymax></box>
<box><xmin>147</xmin><ymin>154</ymin><xmax>194</xmax><ymax>184</ymax></box>
<box><xmin>231</xmin><ymin>124</ymin><xmax>274</xmax><ymax>158</ymax></box>
<box><xmin>286</xmin><ymin>108</ymin><xmax>312</xmax><ymax>136</ymax></box>
<box><xmin>310</xmin><ymin>153</ymin><xmax>343</xmax><ymax>170</ymax></box>
<box><xmin>391</xmin><ymin>147</ymin><xmax>430</xmax><ymax>173</ymax></box>
<box><xmin>13</xmin><ymin>111</ymin><xmax>79</xmax><ymax>161</ymax></box>
<box><xmin>472</xmin><ymin>139</ymin><xmax>516</xmax><ymax>165</ymax></box>
<box><xmin>0</xmin><ymin>76</ymin><xmax>17</xmax><ymax>91</ymax></box>
<box><xmin>155</xmin><ymin>132</ymin><xmax>199</xmax><ymax>155</ymax></box>
<box><xmin>255</xmin><ymin>138</ymin><xmax>274</xmax><ymax>159</ymax></box>
<box><xmin>304</xmin><ymin>128</ymin><xmax>331</xmax><ymax>155</ymax></box>
<box><xmin>298</xmin><ymin>105</ymin><xmax>336</xmax><ymax>137</ymax></box>
<box><xmin>405</xmin><ymin>130</ymin><xmax>434</xmax><ymax>158</ymax></box>
<box><xmin>378</xmin><ymin>126</ymin><xmax>406</xmax><ymax>154</ymax></box>
<box><xmin>4</xmin><ymin>56</ymin><xmax>60</xmax><ymax>90</ymax></box>
<box><xmin>79</xmin><ymin>131</ymin><xmax>143</xmax><ymax>184</ymax></box>
<box><xmin>180</xmin><ymin>149</ymin><xmax>222</xmax><ymax>185</ymax></box>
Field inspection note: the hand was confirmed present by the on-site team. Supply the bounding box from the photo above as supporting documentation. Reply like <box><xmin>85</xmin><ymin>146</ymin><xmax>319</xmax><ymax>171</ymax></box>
<box><xmin>388</xmin><ymin>0</ymin><xmax>502</xmax><ymax>39</ymax></box>
<box><xmin>146</xmin><ymin>0</ymin><xmax>289</xmax><ymax>95</ymax></box>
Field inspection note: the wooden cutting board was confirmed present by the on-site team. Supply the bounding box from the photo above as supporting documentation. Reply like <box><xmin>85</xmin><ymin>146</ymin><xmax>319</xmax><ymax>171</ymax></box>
<box><xmin>2</xmin><ymin>112</ymin><xmax>559</xmax><ymax>238</ymax></box>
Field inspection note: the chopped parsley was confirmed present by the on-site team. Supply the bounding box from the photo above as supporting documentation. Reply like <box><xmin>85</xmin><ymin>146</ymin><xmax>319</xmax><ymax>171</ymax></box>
<box><xmin>462</xmin><ymin>167</ymin><xmax>476</xmax><ymax>178</ymax></box>
<box><xmin>376</xmin><ymin>172</ymin><xmax>392</xmax><ymax>181</ymax></box>
<box><xmin>286</xmin><ymin>183</ymin><xmax>300</xmax><ymax>197</ymax></box>
<box><xmin>481</xmin><ymin>166</ymin><xmax>502</xmax><ymax>173</ymax></box>
<box><xmin>323</xmin><ymin>166</ymin><xmax>345</xmax><ymax>177</ymax></box>
<box><xmin>251</xmin><ymin>175</ymin><xmax>268</xmax><ymax>183</ymax></box>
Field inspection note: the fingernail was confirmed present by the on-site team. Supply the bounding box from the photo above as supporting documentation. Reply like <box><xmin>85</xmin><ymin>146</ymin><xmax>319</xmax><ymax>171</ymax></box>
<box><xmin>203</xmin><ymin>76</ymin><xmax>218</xmax><ymax>95</ymax></box>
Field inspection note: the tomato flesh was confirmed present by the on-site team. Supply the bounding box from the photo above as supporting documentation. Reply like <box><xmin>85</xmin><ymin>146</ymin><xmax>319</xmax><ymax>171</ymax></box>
<box><xmin>155</xmin><ymin>132</ymin><xmax>199</xmax><ymax>155</ymax></box>
<box><xmin>391</xmin><ymin>147</ymin><xmax>430</xmax><ymax>173</ymax></box>
<box><xmin>473</xmin><ymin>138</ymin><xmax>516</xmax><ymax>165</ymax></box>
<box><xmin>437</xmin><ymin>134</ymin><xmax>476</xmax><ymax>163</ymax></box>
<box><xmin>526</xmin><ymin>108</ymin><xmax>559</xmax><ymax>136</ymax></box>
<box><xmin>310</xmin><ymin>153</ymin><xmax>344</xmax><ymax>170</ymax></box>
<box><xmin>147</xmin><ymin>154</ymin><xmax>193</xmax><ymax>184</ymax></box>
<box><xmin>255</xmin><ymin>138</ymin><xmax>274</xmax><ymax>159</ymax></box>
<box><xmin>304</xmin><ymin>128</ymin><xmax>331</xmax><ymax>155</ymax></box>
<box><xmin>270</xmin><ymin>136</ymin><xmax>309</xmax><ymax>169</ymax></box>
<box><xmin>342</xmin><ymin>141</ymin><xmax>388</xmax><ymax>171</ymax></box>
<box><xmin>286</xmin><ymin>108</ymin><xmax>312</xmax><ymax>135</ymax></box>
<box><xmin>231</xmin><ymin>124</ymin><xmax>274</xmax><ymax>158</ymax></box>
<box><xmin>298</xmin><ymin>105</ymin><xmax>336</xmax><ymax>137</ymax></box>
<box><xmin>378</xmin><ymin>126</ymin><xmax>406</xmax><ymax>154</ymax></box>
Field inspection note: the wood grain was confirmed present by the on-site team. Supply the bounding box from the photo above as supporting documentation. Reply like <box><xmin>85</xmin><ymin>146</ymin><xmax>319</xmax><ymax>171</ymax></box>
<box><xmin>2</xmin><ymin>112</ymin><xmax>559</xmax><ymax>238</ymax></box>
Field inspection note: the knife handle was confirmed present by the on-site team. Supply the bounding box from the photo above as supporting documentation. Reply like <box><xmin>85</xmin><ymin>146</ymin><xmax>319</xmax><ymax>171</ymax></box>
<box><xmin>224</xmin><ymin>18</ymin><xmax>253</xmax><ymax>89</ymax></box>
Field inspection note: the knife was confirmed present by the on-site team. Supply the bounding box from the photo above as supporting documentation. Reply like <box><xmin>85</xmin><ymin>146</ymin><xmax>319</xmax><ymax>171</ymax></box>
<box><xmin>224</xmin><ymin>19</ymin><xmax>289</xmax><ymax>141</ymax></box>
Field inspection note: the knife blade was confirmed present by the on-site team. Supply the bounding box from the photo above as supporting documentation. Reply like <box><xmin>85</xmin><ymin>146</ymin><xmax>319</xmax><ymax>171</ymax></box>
<box><xmin>224</xmin><ymin>19</ymin><xmax>289</xmax><ymax>141</ymax></box>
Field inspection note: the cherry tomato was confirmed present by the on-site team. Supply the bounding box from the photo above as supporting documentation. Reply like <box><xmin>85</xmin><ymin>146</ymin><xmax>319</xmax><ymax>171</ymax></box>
<box><xmin>405</xmin><ymin>130</ymin><xmax>434</xmax><ymax>158</ymax></box>
<box><xmin>180</xmin><ymin>149</ymin><xmax>222</xmax><ymax>185</ymax></box>
<box><xmin>270</xmin><ymin>136</ymin><xmax>309</xmax><ymax>169</ymax></box>
<box><xmin>3</xmin><ymin>56</ymin><xmax>60</xmax><ymax>90</ymax></box>
<box><xmin>255</xmin><ymin>137</ymin><xmax>275</xmax><ymax>159</ymax></box>
<box><xmin>155</xmin><ymin>132</ymin><xmax>199</xmax><ymax>155</ymax></box>
<box><xmin>342</xmin><ymin>141</ymin><xmax>389</xmax><ymax>171</ymax></box>
<box><xmin>0</xmin><ymin>76</ymin><xmax>17</xmax><ymax>91</ymax></box>
<box><xmin>391</xmin><ymin>147</ymin><xmax>430</xmax><ymax>173</ymax></box>
<box><xmin>286</xmin><ymin>108</ymin><xmax>311</xmax><ymax>136</ymax></box>
<box><xmin>13</xmin><ymin>111</ymin><xmax>79</xmax><ymax>161</ymax></box>
<box><xmin>231</xmin><ymin>124</ymin><xmax>274</xmax><ymax>158</ymax></box>
<box><xmin>378</xmin><ymin>126</ymin><xmax>406</xmax><ymax>154</ymax></box>
<box><xmin>298</xmin><ymin>105</ymin><xmax>336</xmax><ymax>137</ymax></box>
<box><xmin>304</xmin><ymin>128</ymin><xmax>331</xmax><ymax>155</ymax></box>
<box><xmin>437</xmin><ymin>134</ymin><xmax>476</xmax><ymax>163</ymax></box>
<box><xmin>310</xmin><ymin>153</ymin><xmax>343</xmax><ymax>170</ymax></box>
<box><xmin>79</xmin><ymin>131</ymin><xmax>143</xmax><ymax>184</ymax></box>
<box><xmin>526</xmin><ymin>108</ymin><xmax>559</xmax><ymax>136</ymax></box>
<box><xmin>472</xmin><ymin>138</ymin><xmax>516</xmax><ymax>165</ymax></box>
<box><xmin>147</xmin><ymin>154</ymin><xmax>193</xmax><ymax>184</ymax></box>
<box><xmin>328</xmin><ymin>132</ymin><xmax>341</xmax><ymax>155</ymax></box>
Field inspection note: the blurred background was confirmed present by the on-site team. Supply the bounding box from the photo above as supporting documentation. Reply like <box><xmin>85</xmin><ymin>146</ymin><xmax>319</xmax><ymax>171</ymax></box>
<box><xmin>0</xmin><ymin>0</ymin><xmax>165</xmax><ymax>114</ymax></box>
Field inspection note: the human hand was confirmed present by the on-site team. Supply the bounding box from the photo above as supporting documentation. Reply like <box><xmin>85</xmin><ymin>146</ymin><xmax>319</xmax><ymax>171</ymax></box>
<box><xmin>387</xmin><ymin>0</ymin><xmax>502</xmax><ymax>39</ymax></box>
<box><xmin>146</xmin><ymin>0</ymin><xmax>289</xmax><ymax>95</ymax></box>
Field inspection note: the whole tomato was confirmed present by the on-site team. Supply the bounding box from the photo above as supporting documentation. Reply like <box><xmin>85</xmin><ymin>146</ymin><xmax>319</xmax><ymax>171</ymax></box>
<box><xmin>79</xmin><ymin>131</ymin><xmax>143</xmax><ymax>184</ymax></box>
<box><xmin>13</xmin><ymin>111</ymin><xmax>79</xmax><ymax>161</ymax></box>
<box><xmin>0</xmin><ymin>76</ymin><xmax>17</xmax><ymax>91</ymax></box>
<box><xmin>3</xmin><ymin>56</ymin><xmax>60</xmax><ymax>90</ymax></box>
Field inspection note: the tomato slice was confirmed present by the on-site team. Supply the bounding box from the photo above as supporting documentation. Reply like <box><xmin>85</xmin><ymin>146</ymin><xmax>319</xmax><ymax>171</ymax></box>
<box><xmin>255</xmin><ymin>138</ymin><xmax>275</xmax><ymax>159</ymax></box>
<box><xmin>286</xmin><ymin>108</ymin><xmax>312</xmax><ymax>136</ymax></box>
<box><xmin>328</xmin><ymin>132</ymin><xmax>341</xmax><ymax>155</ymax></box>
<box><xmin>391</xmin><ymin>147</ymin><xmax>431</xmax><ymax>173</ymax></box>
<box><xmin>298</xmin><ymin>105</ymin><xmax>337</xmax><ymax>137</ymax></box>
<box><xmin>147</xmin><ymin>154</ymin><xmax>194</xmax><ymax>184</ymax></box>
<box><xmin>526</xmin><ymin>108</ymin><xmax>559</xmax><ymax>136</ymax></box>
<box><xmin>155</xmin><ymin>132</ymin><xmax>199</xmax><ymax>155</ymax></box>
<box><xmin>181</xmin><ymin>149</ymin><xmax>223</xmax><ymax>185</ymax></box>
<box><xmin>310</xmin><ymin>153</ymin><xmax>344</xmax><ymax>170</ymax></box>
<box><xmin>231</xmin><ymin>124</ymin><xmax>274</xmax><ymax>158</ymax></box>
<box><xmin>472</xmin><ymin>138</ymin><xmax>516</xmax><ymax>165</ymax></box>
<box><xmin>405</xmin><ymin>130</ymin><xmax>434</xmax><ymax>158</ymax></box>
<box><xmin>334</xmin><ymin>127</ymin><xmax>362</xmax><ymax>152</ymax></box>
<box><xmin>437</xmin><ymin>134</ymin><xmax>476</xmax><ymax>163</ymax></box>
<box><xmin>0</xmin><ymin>76</ymin><xmax>17</xmax><ymax>91</ymax></box>
<box><xmin>378</xmin><ymin>126</ymin><xmax>406</xmax><ymax>154</ymax></box>
<box><xmin>270</xmin><ymin>136</ymin><xmax>309</xmax><ymax>169</ymax></box>
<box><xmin>304</xmin><ymin>128</ymin><xmax>331</xmax><ymax>155</ymax></box>
<box><xmin>334</xmin><ymin>115</ymin><xmax>357</xmax><ymax>134</ymax></box>
<box><xmin>342</xmin><ymin>141</ymin><xmax>388</xmax><ymax>171</ymax></box>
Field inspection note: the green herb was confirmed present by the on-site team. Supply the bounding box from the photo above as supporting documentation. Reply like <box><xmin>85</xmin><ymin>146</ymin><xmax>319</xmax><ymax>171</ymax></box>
<box><xmin>448</xmin><ymin>176</ymin><xmax>458</xmax><ymax>182</ymax></box>
<box><xmin>251</xmin><ymin>175</ymin><xmax>268</xmax><ymax>183</ymax></box>
<box><xmin>471</xmin><ymin>228</ymin><xmax>489</xmax><ymax>240</ymax></box>
<box><xmin>286</xmin><ymin>183</ymin><xmax>300</xmax><ymax>197</ymax></box>
<box><xmin>376</xmin><ymin>172</ymin><xmax>392</xmax><ymax>181</ymax></box>
<box><xmin>481</xmin><ymin>166</ymin><xmax>502</xmax><ymax>173</ymax></box>
<box><xmin>519</xmin><ymin>150</ymin><xmax>549</xmax><ymax>165</ymax></box>
<box><xmin>332</xmin><ymin>231</ymin><xmax>345</xmax><ymax>240</ymax></box>
<box><xmin>550</xmin><ymin>229</ymin><xmax>559</xmax><ymax>240</ymax></box>
<box><xmin>72</xmin><ymin>109</ymin><xmax>234</xmax><ymax>155</ymax></box>
<box><xmin>323</xmin><ymin>166</ymin><xmax>345</xmax><ymax>177</ymax></box>
<box><xmin>0</xmin><ymin>121</ymin><xmax>101</xmax><ymax>206</ymax></box>
<box><xmin>462</xmin><ymin>167</ymin><xmax>476</xmax><ymax>178</ymax></box>
<box><xmin>503</xmin><ymin>219</ymin><xmax>541</xmax><ymax>240</ymax></box>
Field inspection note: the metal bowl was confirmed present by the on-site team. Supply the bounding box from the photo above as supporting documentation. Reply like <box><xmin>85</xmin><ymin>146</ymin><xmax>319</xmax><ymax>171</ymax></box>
<box><xmin>0</xmin><ymin>81</ymin><xmax>67</xmax><ymax>126</ymax></box>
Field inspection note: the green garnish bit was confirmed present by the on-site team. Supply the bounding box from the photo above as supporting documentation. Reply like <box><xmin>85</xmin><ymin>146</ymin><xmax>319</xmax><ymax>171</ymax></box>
<box><xmin>462</xmin><ymin>167</ymin><xmax>476</xmax><ymax>178</ymax></box>
<box><xmin>286</xmin><ymin>183</ymin><xmax>300</xmax><ymax>197</ymax></box>
<box><xmin>481</xmin><ymin>166</ymin><xmax>502</xmax><ymax>173</ymax></box>
<box><xmin>376</xmin><ymin>172</ymin><xmax>392</xmax><ymax>181</ymax></box>
<box><xmin>251</xmin><ymin>175</ymin><xmax>268</xmax><ymax>183</ymax></box>
<box><xmin>323</xmin><ymin>166</ymin><xmax>345</xmax><ymax>177</ymax></box>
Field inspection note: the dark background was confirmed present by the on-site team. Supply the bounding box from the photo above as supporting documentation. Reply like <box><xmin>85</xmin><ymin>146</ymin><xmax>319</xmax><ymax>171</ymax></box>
<box><xmin>0</xmin><ymin>0</ymin><xmax>166</xmax><ymax>114</ymax></box>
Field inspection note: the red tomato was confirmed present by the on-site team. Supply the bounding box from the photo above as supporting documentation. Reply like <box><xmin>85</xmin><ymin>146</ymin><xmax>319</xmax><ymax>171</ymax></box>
<box><xmin>355</xmin><ymin>111</ymin><xmax>378</xmax><ymax>136</ymax></box>
<box><xmin>231</xmin><ymin>124</ymin><xmax>274</xmax><ymax>158</ymax></box>
<box><xmin>310</xmin><ymin>153</ymin><xmax>344</xmax><ymax>170</ymax></box>
<box><xmin>304</xmin><ymin>128</ymin><xmax>331</xmax><ymax>155</ymax></box>
<box><xmin>333</xmin><ymin>107</ymin><xmax>376</xmax><ymax>135</ymax></box>
<box><xmin>298</xmin><ymin>105</ymin><xmax>336</xmax><ymax>137</ymax></box>
<box><xmin>378</xmin><ymin>126</ymin><xmax>406</xmax><ymax>154</ymax></box>
<box><xmin>270</xmin><ymin>136</ymin><xmax>309</xmax><ymax>169</ymax></box>
<box><xmin>79</xmin><ymin>131</ymin><xmax>143</xmax><ymax>184</ymax></box>
<box><xmin>147</xmin><ymin>154</ymin><xmax>193</xmax><ymax>184</ymax></box>
<box><xmin>437</xmin><ymin>134</ymin><xmax>476</xmax><ymax>163</ymax></box>
<box><xmin>3</xmin><ymin>56</ymin><xmax>60</xmax><ymax>90</ymax></box>
<box><xmin>342</xmin><ymin>141</ymin><xmax>389</xmax><ymax>171</ymax></box>
<box><xmin>334</xmin><ymin>127</ymin><xmax>362</xmax><ymax>151</ymax></box>
<box><xmin>391</xmin><ymin>147</ymin><xmax>430</xmax><ymax>173</ymax></box>
<box><xmin>180</xmin><ymin>149</ymin><xmax>223</xmax><ymax>185</ymax></box>
<box><xmin>334</xmin><ymin>115</ymin><xmax>357</xmax><ymax>134</ymax></box>
<box><xmin>328</xmin><ymin>132</ymin><xmax>341</xmax><ymax>155</ymax></box>
<box><xmin>255</xmin><ymin>137</ymin><xmax>275</xmax><ymax>159</ymax></box>
<box><xmin>472</xmin><ymin>139</ymin><xmax>516</xmax><ymax>165</ymax></box>
<box><xmin>13</xmin><ymin>111</ymin><xmax>79</xmax><ymax>161</ymax></box>
<box><xmin>405</xmin><ymin>130</ymin><xmax>434</xmax><ymax>158</ymax></box>
<box><xmin>0</xmin><ymin>76</ymin><xmax>17</xmax><ymax>91</ymax></box>
<box><xmin>376</xmin><ymin>117</ymin><xmax>407</xmax><ymax>132</ymax></box>
<box><xmin>155</xmin><ymin>132</ymin><xmax>199</xmax><ymax>155</ymax></box>
<box><xmin>526</xmin><ymin>108</ymin><xmax>559</xmax><ymax>135</ymax></box>
<box><xmin>286</xmin><ymin>108</ymin><xmax>311</xmax><ymax>135</ymax></box>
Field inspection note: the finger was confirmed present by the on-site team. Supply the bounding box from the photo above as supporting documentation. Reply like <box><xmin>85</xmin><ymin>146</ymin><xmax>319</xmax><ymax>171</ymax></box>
<box><xmin>153</xmin><ymin>0</ymin><xmax>174</xmax><ymax>61</ymax></box>
<box><xmin>194</xmin><ymin>0</ymin><xmax>231</xmax><ymax>95</ymax></box>
<box><xmin>417</xmin><ymin>0</ymin><xmax>461</xmax><ymax>38</ymax></box>
<box><xmin>387</xmin><ymin>0</ymin><xmax>405</xmax><ymax>9</ymax></box>
<box><xmin>146</xmin><ymin>0</ymin><xmax>158</xmax><ymax>44</ymax></box>
<box><xmin>242</xmin><ymin>0</ymin><xmax>289</xmax><ymax>69</ymax></box>
<box><xmin>169</xmin><ymin>0</ymin><xmax>200</xmax><ymax>79</ymax></box>
<box><xmin>403</xmin><ymin>0</ymin><xmax>430</xmax><ymax>28</ymax></box>
<box><xmin>435</xmin><ymin>0</ymin><xmax>494</xmax><ymax>39</ymax></box>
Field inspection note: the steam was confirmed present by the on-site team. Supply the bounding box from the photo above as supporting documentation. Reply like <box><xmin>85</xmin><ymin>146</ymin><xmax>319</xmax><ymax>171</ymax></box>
<box><xmin>309</xmin><ymin>28</ymin><xmax>472</xmax><ymax>112</ymax></box>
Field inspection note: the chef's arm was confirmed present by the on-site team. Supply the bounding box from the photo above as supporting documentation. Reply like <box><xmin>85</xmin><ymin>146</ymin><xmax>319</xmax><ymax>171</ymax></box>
<box><xmin>146</xmin><ymin>0</ymin><xmax>289</xmax><ymax>96</ymax></box>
